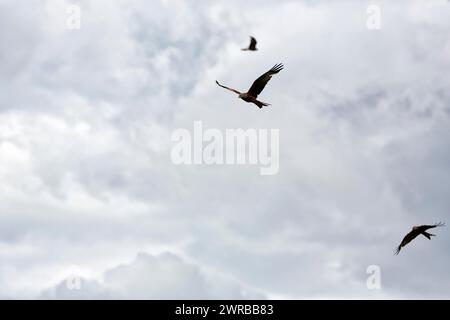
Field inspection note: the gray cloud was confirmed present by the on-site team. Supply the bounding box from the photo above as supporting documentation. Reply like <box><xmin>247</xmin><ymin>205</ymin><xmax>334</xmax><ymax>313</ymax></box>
<box><xmin>1</xmin><ymin>0</ymin><xmax>450</xmax><ymax>299</ymax></box>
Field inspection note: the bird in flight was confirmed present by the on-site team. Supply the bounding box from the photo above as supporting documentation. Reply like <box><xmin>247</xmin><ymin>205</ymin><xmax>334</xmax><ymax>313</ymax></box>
<box><xmin>216</xmin><ymin>63</ymin><xmax>284</xmax><ymax>109</ymax></box>
<box><xmin>242</xmin><ymin>36</ymin><xmax>258</xmax><ymax>51</ymax></box>
<box><xmin>395</xmin><ymin>222</ymin><xmax>445</xmax><ymax>255</ymax></box>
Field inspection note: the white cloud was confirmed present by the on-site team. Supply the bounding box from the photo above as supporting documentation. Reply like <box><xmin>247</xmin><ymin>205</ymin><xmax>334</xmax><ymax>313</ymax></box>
<box><xmin>40</xmin><ymin>252</ymin><xmax>264</xmax><ymax>299</ymax></box>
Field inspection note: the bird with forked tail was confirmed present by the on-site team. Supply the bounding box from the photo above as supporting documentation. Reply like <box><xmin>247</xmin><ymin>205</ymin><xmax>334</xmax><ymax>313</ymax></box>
<box><xmin>395</xmin><ymin>222</ymin><xmax>445</xmax><ymax>255</ymax></box>
<box><xmin>216</xmin><ymin>63</ymin><xmax>284</xmax><ymax>109</ymax></box>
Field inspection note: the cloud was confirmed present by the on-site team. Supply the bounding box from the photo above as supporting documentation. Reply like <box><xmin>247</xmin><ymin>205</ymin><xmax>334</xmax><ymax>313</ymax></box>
<box><xmin>40</xmin><ymin>252</ymin><xmax>264</xmax><ymax>299</ymax></box>
<box><xmin>1</xmin><ymin>0</ymin><xmax>450</xmax><ymax>299</ymax></box>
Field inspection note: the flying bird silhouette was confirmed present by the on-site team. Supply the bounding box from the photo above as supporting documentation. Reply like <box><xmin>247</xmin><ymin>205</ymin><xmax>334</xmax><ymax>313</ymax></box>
<box><xmin>395</xmin><ymin>222</ymin><xmax>445</xmax><ymax>255</ymax></box>
<box><xmin>242</xmin><ymin>36</ymin><xmax>258</xmax><ymax>51</ymax></box>
<box><xmin>216</xmin><ymin>63</ymin><xmax>283</xmax><ymax>109</ymax></box>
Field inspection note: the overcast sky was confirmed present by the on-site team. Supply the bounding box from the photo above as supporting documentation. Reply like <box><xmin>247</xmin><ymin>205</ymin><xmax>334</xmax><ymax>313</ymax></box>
<box><xmin>1</xmin><ymin>0</ymin><xmax>450</xmax><ymax>299</ymax></box>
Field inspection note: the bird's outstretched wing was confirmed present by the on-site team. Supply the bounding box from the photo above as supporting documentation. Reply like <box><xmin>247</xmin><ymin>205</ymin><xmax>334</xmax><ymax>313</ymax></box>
<box><xmin>394</xmin><ymin>229</ymin><xmax>421</xmax><ymax>255</ymax></box>
<box><xmin>249</xmin><ymin>36</ymin><xmax>257</xmax><ymax>50</ymax></box>
<box><xmin>216</xmin><ymin>80</ymin><xmax>241</xmax><ymax>95</ymax></box>
<box><xmin>247</xmin><ymin>63</ymin><xmax>283</xmax><ymax>98</ymax></box>
<box><xmin>420</xmin><ymin>222</ymin><xmax>445</xmax><ymax>231</ymax></box>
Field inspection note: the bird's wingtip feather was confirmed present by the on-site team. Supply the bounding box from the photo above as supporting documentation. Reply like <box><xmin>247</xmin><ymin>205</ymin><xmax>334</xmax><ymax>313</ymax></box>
<box><xmin>270</xmin><ymin>63</ymin><xmax>284</xmax><ymax>73</ymax></box>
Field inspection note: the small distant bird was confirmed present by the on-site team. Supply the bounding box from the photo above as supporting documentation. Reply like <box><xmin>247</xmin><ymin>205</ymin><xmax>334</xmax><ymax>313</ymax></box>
<box><xmin>395</xmin><ymin>222</ymin><xmax>445</xmax><ymax>255</ymax></box>
<box><xmin>242</xmin><ymin>36</ymin><xmax>258</xmax><ymax>51</ymax></box>
<box><xmin>216</xmin><ymin>63</ymin><xmax>283</xmax><ymax>109</ymax></box>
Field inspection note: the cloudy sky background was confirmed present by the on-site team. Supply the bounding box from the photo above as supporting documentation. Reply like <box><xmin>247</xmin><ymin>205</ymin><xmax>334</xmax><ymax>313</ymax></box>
<box><xmin>1</xmin><ymin>0</ymin><xmax>450</xmax><ymax>299</ymax></box>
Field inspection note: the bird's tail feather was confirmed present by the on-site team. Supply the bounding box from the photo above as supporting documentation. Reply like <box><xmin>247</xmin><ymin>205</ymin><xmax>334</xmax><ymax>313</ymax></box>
<box><xmin>422</xmin><ymin>232</ymin><xmax>435</xmax><ymax>240</ymax></box>
<box><xmin>255</xmin><ymin>101</ymin><xmax>271</xmax><ymax>109</ymax></box>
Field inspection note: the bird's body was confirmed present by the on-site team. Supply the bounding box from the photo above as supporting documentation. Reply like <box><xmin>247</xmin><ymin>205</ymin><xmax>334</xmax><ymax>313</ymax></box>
<box><xmin>216</xmin><ymin>63</ymin><xmax>283</xmax><ymax>109</ymax></box>
<box><xmin>242</xmin><ymin>36</ymin><xmax>258</xmax><ymax>51</ymax></box>
<box><xmin>238</xmin><ymin>93</ymin><xmax>270</xmax><ymax>108</ymax></box>
<box><xmin>395</xmin><ymin>222</ymin><xmax>445</xmax><ymax>255</ymax></box>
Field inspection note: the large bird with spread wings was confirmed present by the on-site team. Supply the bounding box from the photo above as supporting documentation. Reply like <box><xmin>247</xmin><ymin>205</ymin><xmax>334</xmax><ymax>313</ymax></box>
<box><xmin>395</xmin><ymin>222</ymin><xmax>445</xmax><ymax>255</ymax></box>
<box><xmin>216</xmin><ymin>63</ymin><xmax>283</xmax><ymax>109</ymax></box>
<box><xmin>242</xmin><ymin>36</ymin><xmax>258</xmax><ymax>51</ymax></box>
